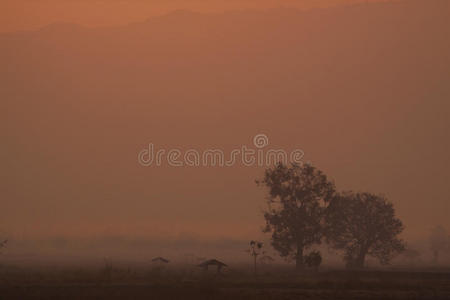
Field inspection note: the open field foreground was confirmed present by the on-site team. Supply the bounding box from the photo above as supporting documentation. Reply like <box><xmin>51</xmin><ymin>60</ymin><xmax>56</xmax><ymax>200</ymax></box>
<box><xmin>1</xmin><ymin>267</ymin><xmax>450</xmax><ymax>300</ymax></box>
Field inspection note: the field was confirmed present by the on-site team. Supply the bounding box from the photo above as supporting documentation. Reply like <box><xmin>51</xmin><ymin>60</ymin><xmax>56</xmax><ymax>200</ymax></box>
<box><xmin>1</xmin><ymin>265</ymin><xmax>449</xmax><ymax>300</ymax></box>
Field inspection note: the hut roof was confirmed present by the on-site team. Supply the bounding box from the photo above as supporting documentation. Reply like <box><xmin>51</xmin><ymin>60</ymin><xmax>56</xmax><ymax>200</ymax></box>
<box><xmin>152</xmin><ymin>257</ymin><xmax>170</xmax><ymax>263</ymax></box>
<box><xmin>198</xmin><ymin>259</ymin><xmax>227</xmax><ymax>267</ymax></box>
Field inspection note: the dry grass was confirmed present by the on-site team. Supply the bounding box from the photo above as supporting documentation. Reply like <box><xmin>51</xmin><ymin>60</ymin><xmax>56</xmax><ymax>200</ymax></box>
<box><xmin>0</xmin><ymin>264</ymin><xmax>449</xmax><ymax>299</ymax></box>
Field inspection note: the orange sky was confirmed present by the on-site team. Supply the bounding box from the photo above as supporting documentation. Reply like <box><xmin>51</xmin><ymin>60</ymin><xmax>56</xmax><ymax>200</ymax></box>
<box><xmin>1</xmin><ymin>0</ymin><xmax>385</xmax><ymax>33</ymax></box>
<box><xmin>2</xmin><ymin>0</ymin><xmax>449</xmax><ymax>247</ymax></box>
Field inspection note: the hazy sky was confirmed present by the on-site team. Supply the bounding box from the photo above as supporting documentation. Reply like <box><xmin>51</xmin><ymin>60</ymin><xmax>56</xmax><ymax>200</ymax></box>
<box><xmin>1</xmin><ymin>0</ymin><xmax>449</xmax><ymax>246</ymax></box>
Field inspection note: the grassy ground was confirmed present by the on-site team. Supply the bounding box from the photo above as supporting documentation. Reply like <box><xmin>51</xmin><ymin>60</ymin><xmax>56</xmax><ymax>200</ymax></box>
<box><xmin>0</xmin><ymin>265</ymin><xmax>449</xmax><ymax>299</ymax></box>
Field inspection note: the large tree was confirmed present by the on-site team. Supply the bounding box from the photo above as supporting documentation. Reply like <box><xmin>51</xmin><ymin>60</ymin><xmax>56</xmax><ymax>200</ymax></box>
<box><xmin>325</xmin><ymin>192</ymin><xmax>405</xmax><ymax>268</ymax></box>
<box><xmin>258</xmin><ymin>163</ymin><xmax>335</xmax><ymax>270</ymax></box>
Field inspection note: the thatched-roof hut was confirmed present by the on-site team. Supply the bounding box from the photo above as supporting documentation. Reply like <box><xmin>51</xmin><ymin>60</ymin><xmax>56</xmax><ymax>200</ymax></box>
<box><xmin>198</xmin><ymin>259</ymin><xmax>227</xmax><ymax>273</ymax></box>
<box><xmin>152</xmin><ymin>257</ymin><xmax>170</xmax><ymax>263</ymax></box>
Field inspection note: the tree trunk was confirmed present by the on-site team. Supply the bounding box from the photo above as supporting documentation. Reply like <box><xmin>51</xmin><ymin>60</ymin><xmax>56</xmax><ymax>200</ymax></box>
<box><xmin>296</xmin><ymin>245</ymin><xmax>304</xmax><ymax>271</ymax></box>
<box><xmin>355</xmin><ymin>248</ymin><xmax>367</xmax><ymax>269</ymax></box>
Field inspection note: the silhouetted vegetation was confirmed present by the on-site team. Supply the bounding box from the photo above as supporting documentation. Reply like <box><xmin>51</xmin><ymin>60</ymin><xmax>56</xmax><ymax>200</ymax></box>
<box><xmin>258</xmin><ymin>163</ymin><xmax>405</xmax><ymax>270</ymax></box>
<box><xmin>325</xmin><ymin>192</ymin><xmax>405</xmax><ymax>268</ymax></box>
<box><xmin>304</xmin><ymin>250</ymin><xmax>322</xmax><ymax>271</ymax></box>
<box><xmin>429</xmin><ymin>225</ymin><xmax>449</xmax><ymax>264</ymax></box>
<box><xmin>247</xmin><ymin>240</ymin><xmax>264</xmax><ymax>276</ymax></box>
<box><xmin>257</xmin><ymin>163</ymin><xmax>335</xmax><ymax>271</ymax></box>
<box><xmin>0</xmin><ymin>239</ymin><xmax>7</xmax><ymax>251</ymax></box>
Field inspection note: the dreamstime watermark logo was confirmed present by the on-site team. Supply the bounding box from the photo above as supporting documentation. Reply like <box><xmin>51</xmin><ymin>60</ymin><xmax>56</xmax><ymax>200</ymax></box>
<box><xmin>138</xmin><ymin>134</ymin><xmax>304</xmax><ymax>167</ymax></box>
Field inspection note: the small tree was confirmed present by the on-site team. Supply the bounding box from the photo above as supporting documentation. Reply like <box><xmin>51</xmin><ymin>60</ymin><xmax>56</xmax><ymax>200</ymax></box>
<box><xmin>258</xmin><ymin>163</ymin><xmax>335</xmax><ymax>270</ymax></box>
<box><xmin>247</xmin><ymin>240</ymin><xmax>264</xmax><ymax>276</ymax></box>
<box><xmin>304</xmin><ymin>250</ymin><xmax>322</xmax><ymax>271</ymax></box>
<box><xmin>0</xmin><ymin>240</ymin><xmax>7</xmax><ymax>252</ymax></box>
<box><xmin>325</xmin><ymin>192</ymin><xmax>405</xmax><ymax>268</ymax></box>
<box><xmin>429</xmin><ymin>225</ymin><xmax>448</xmax><ymax>264</ymax></box>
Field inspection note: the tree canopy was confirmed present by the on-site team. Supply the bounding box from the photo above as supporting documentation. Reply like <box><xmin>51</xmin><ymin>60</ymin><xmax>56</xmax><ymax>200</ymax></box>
<box><xmin>325</xmin><ymin>192</ymin><xmax>405</xmax><ymax>268</ymax></box>
<box><xmin>258</xmin><ymin>163</ymin><xmax>335</xmax><ymax>270</ymax></box>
